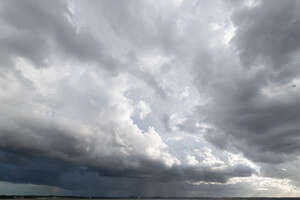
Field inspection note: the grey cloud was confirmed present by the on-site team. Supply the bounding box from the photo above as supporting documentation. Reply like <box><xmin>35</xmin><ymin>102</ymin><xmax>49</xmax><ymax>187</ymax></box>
<box><xmin>0</xmin><ymin>0</ymin><xmax>118</xmax><ymax>71</ymax></box>
<box><xmin>188</xmin><ymin>0</ymin><xmax>300</xmax><ymax>165</ymax></box>
<box><xmin>0</xmin><ymin>114</ymin><xmax>254</xmax><ymax>178</ymax></box>
<box><xmin>0</xmin><ymin>102</ymin><xmax>255</xmax><ymax>194</ymax></box>
<box><xmin>0</xmin><ymin>149</ymin><xmax>254</xmax><ymax>196</ymax></box>
<box><xmin>232</xmin><ymin>0</ymin><xmax>300</xmax><ymax>75</ymax></box>
<box><xmin>0</xmin><ymin>0</ymin><xmax>170</xmax><ymax>97</ymax></box>
<box><xmin>162</xmin><ymin>114</ymin><xmax>172</xmax><ymax>132</ymax></box>
<box><xmin>1</xmin><ymin>0</ymin><xmax>296</xmax><ymax>196</ymax></box>
<box><xmin>0</xmin><ymin>116</ymin><xmax>90</xmax><ymax>161</ymax></box>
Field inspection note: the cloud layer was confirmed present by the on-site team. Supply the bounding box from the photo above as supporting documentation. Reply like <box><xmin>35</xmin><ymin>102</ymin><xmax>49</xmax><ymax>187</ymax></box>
<box><xmin>0</xmin><ymin>0</ymin><xmax>300</xmax><ymax>197</ymax></box>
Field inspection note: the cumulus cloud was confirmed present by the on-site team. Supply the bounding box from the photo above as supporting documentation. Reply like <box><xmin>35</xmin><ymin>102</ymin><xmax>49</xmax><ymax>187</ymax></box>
<box><xmin>0</xmin><ymin>0</ymin><xmax>300</xmax><ymax>197</ymax></box>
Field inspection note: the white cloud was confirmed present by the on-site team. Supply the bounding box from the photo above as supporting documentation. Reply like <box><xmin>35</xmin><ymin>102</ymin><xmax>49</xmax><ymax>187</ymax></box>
<box><xmin>186</xmin><ymin>154</ymin><xmax>199</xmax><ymax>166</ymax></box>
<box><xmin>135</xmin><ymin>100</ymin><xmax>151</xmax><ymax>119</ymax></box>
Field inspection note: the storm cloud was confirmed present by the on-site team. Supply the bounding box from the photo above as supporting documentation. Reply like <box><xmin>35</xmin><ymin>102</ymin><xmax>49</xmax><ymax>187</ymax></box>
<box><xmin>0</xmin><ymin>0</ymin><xmax>300</xmax><ymax>197</ymax></box>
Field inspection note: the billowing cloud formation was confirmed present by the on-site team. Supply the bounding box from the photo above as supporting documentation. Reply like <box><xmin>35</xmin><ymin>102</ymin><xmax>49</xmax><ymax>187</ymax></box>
<box><xmin>0</xmin><ymin>0</ymin><xmax>300</xmax><ymax>197</ymax></box>
<box><xmin>191</xmin><ymin>0</ymin><xmax>300</xmax><ymax>167</ymax></box>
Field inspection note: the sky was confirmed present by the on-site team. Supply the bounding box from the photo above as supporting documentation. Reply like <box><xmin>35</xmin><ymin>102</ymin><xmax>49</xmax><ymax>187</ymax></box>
<box><xmin>1</xmin><ymin>0</ymin><xmax>300</xmax><ymax>197</ymax></box>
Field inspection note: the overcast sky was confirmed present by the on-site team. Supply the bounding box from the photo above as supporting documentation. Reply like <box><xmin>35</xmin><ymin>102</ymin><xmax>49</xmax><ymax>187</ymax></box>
<box><xmin>1</xmin><ymin>0</ymin><xmax>300</xmax><ymax>197</ymax></box>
